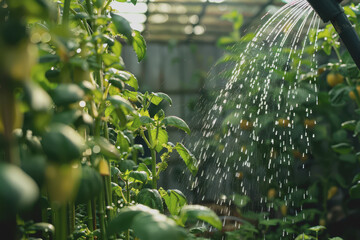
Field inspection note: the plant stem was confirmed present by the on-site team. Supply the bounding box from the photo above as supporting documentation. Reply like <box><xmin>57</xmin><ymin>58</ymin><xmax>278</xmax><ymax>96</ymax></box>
<box><xmin>147</xmin><ymin>130</ymin><xmax>157</xmax><ymax>189</ymax></box>
<box><xmin>62</xmin><ymin>0</ymin><xmax>71</xmax><ymax>26</ymax></box>
<box><xmin>87</xmin><ymin>200</ymin><xmax>94</xmax><ymax>240</ymax></box>
<box><xmin>98</xmin><ymin>192</ymin><xmax>107</xmax><ymax>240</ymax></box>
<box><xmin>54</xmin><ymin>204</ymin><xmax>68</xmax><ymax>240</ymax></box>
<box><xmin>68</xmin><ymin>201</ymin><xmax>75</xmax><ymax>236</ymax></box>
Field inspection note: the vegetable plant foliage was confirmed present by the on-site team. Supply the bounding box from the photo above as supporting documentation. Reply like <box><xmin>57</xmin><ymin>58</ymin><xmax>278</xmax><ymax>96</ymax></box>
<box><xmin>0</xmin><ymin>0</ymin><xmax>221</xmax><ymax>239</ymax></box>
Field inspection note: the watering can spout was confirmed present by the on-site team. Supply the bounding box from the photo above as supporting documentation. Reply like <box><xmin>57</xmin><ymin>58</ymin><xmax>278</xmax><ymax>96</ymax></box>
<box><xmin>306</xmin><ymin>0</ymin><xmax>360</xmax><ymax>70</ymax></box>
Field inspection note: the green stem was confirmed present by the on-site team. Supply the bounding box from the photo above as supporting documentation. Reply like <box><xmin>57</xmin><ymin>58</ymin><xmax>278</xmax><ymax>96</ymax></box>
<box><xmin>102</xmin><ymin>0</ymin><xmax>112</xmax><ymax>14</ymax></box>
<box><xmin>68</xmin><ymin>201</ymin><xmax>75</xmax><ymax>236</ymax></box>
<box><xmin>54</xmin><ymin>204</ymin><xmax>68</xmax><ymax>240</ymax></box>
<box><xmin>62</xmin><ymin>0</ymin><xmax>71</xmax><ymax>26</ymax></box>
<box><xmin>98</xmin><ymin>191</ymin><xmax>106</xmax><ymax>240</ymax></box>
<box><xmin>126</xmin><ymin>180</ymin><xmax>130</xmax><ymax>204</ymax></box>
<box><xmin>132</xmin><ymin>150</ymin><xmax>138</xmax><ymax>165</ymax></box>
<box><xmin>87</xmin><ymin>200</ymin><xmax>94</xmax><ymax>240</ymax></box>
<box><xmin>147</xmin><ymin>130</ymin><xmax>157</xmax><ymax>189</ymax></box>
<box><xmin>91</xmin><ymin>199</ymin><xmax>97</xmax><ymax>232</ymax></box>
<box><xmin>333</xmin><ymin>45</ymin><xmax>342</xmax><ymax>63</ymax></box>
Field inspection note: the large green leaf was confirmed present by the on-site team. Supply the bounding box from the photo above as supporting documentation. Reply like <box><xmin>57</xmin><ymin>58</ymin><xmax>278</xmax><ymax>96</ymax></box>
<box><xmin>76</xmin><ymin>166</ymin><xmax>102</xmax><ymax>204</ymax></box>
<box><xmin>129</xmin><ymin>171</ymin><xmax>148</xmax><ymax>183</ymax></box>
<box><xmin>108</xmin><ymin>205</ymin><xmax>186</xmax><ymax>240</ymax></box>
<box><xmin>151</xmin><ymin>92</ymin><xmax>172</xmax><ymax>106</ymax></box>
<box><xmin>41</xmin><ymin>124</ymin><xmax>85</xmax><ymax>163</ymax></box>
<box><xmin>110</xmin><ymin>12</ymin><xmax>133</xmax><ymax>43</ymax></box>
<box><xmin>159</xmin><ymin>189</ymin><xmax>187</xmax><ymax>216</ymax></box>
<box><xmin>51</xmin><ymin>84</ymin><xmax>85</xmax><ymax>106</ymax></box>
<box><xmin>179</xmin><ymin>205</ymin><xmax>222</xmax><ymax>230</ymax></box>
<box><xmin>137</xmin><ymin>188</ymin><xmax>164</xmax><ymax>212</ymax></box>
<box><xmin>175</xmin><ymin>143</ymin><xmax>198</xmax><ymax>176</ymax></box>
<box><xmin>151</xmin><ymin>128</ymin><xmax>168</xmax><ymax>152</ymax></box>
<box><xmin>331</xmin><ymin>143</ymin><xmax>354</xmax><ymax>154</ymax></box>
<box><xmin>95</xmin><ymin>137</ymin><xmax>121</xmax><ymax>159</ymax></box>
<box><xmin>350</xmin><ymin>183</ymin><xmax>360</xmax><ymax>199</ymax></box>
<box><xmin>0</xmin><ymin>163</ymin><xmax>39</xmax><ymax>220</ymax></box>
<box><xmin>162</xmin><ymin>116</ymin><xmax>190</xmax><ymax>134</ymax></box>
<box><xmin>24</xmin><ymin>82</ymin><xmax>52</xmax><ymax>112</ymax></box>
<box><xmin>132</xmin><ymin>30</ymin><xmax>146</xmax><ymax>62</ymax></box>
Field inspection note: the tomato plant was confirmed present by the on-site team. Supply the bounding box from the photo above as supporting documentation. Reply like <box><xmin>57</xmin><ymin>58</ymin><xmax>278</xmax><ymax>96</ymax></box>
<box><xmin>0</xmin><ymin>0</ymin><xmax>222</xmax><ymax>240</ymax></box>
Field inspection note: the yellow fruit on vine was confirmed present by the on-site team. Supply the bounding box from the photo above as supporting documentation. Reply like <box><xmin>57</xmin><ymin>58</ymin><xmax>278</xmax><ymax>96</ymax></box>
<box><xmin>327</xmin><ymin>186</ymin><xmax>338</xmax><ymax>200</ymax></box>
<box><xmin>0</xmin><ymin>101</ymin><xmax>24</xmax><ymax>134</ymax></box>
<box><xmin>218</xmin><ymin>144</ymin><xmax>225</xmax><ymax>151</ymax></box>
<box><xmin>276</xmin><ymin>118</ymin><xmax>290</xmax><ymax>127</ymax></box>
<box><xmin>2</xmin><ymin>41</ymin><xmax>38</xmax><ymax>81</ymax></box>
<box><xmin>304</xmin><ymin>119</ymin><xmax>316</xmax><ymax>129</ymax></box>
<box><xmin>240</xmin><ymin>145</ymin><xmax>247</xmax><ymax>154</ymax></box>
<box><xmin>319</xmin><ymin>219</ymin><xmax>326</xmax><ymax>226</ymax></box>
<box><xmin>326</xmin><ymin>73</ymin><xmax>344</xmax><ymax>87</ymax></box>
<box><xmin>99</xmin><ymin>159</ymin><xmax>110</xmax><ymax>176</ymax></box>
<box><xmin>240</xmin><ymin>119</ymin><xmax>253</xmax><ymax>130</ymax></box>
<box><xmin>46</xmin><ymin>162</ymin><xmax>81</xmax><ymax>204</ymax></box>
<box><xmin>300</xmin><ymin>153</ymin><xmax>308</xmax><ymax>163</ymax></box>
<box><xmin>280</xmin><ymin>205</ymin><xmax>287</xmax><ymax>216</ymax></box>
<box><xmin>349</xmin><ymin>86</ymin><xmax>360</xmax><ymax>100</ymax></box>
<box><xmin>318</xmin><ymin>67</ymin><xmax>325</xmax><ymax>76</ymax></box>
<box><xmin>270</xmin><ymin>149</ymin><xmax>278</xmax><ymax>159</ymax></box>
<box><xmin>235</xmin><ymin>172</ymin><xmax>243</xmax><ymax>180</ymax></box>
<box><xmin>267</xmin><ymin>188</ymin><xmax>276</xmax><ymax>199</ymax></box>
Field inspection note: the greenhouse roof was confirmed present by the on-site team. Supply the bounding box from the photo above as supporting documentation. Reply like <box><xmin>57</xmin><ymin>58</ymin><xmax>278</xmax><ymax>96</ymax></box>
<box><xmin>111</xmin><ymin>0</ymin><xmax>290</xmax><ymax>43</ymax></box>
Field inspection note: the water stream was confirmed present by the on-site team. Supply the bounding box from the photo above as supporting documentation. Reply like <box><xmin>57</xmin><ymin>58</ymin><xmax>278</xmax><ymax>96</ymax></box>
<box><xmin>184</xmin><ymin>0</ymin><xmax>322</xmax><ymax>235</ymax></box>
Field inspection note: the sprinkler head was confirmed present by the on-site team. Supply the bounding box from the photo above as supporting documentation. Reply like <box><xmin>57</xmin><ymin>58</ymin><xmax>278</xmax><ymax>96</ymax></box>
<box><xmin>306</xmin><ymin>0</ymin><xmax>343</xmax><ymax>23</ymax></box>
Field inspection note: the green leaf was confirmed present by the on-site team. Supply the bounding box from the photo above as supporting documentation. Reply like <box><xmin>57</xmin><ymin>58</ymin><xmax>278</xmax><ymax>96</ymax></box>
<box><xmin>175</xmin><ymin>143</ymin><xmax>198</xmax><ymax>176</ymax></box>
<box><xmin>108</xmin><ymin>205</ymin><xmax>186</xmax><ymax>240</ymax></box>
<box><xmin>329</xmin><ymin>237</ymin><xmax>344</xmax><ymax>240</ymax></box>
<box><xmin>353</xmin><ymin>173</ymin><xmax>360</xmax><ymax>183</ymax></box>
<box><xmin>107</xmin><ymin>206</ymin><xmax>145</xmax><ymax>235</ymax></box>
<box><xmin>107</xmin><ymin>95</ymin><xmax>135</xmax><ymax>113</ymax></box>
<box><xmin>117</xmin><ymin>130</ymin><xmax>130</xmax><ymax>153</ymax></box>
<box><xmin>76</xmin><ymin>166</ymin><xmax>102</xmax><ymax>203</ymax></box>
<box><xmin>102</xmin><ymin>53</ymin><xmax>124</xmax><ymax>70</ymax></box>
<box><xmin>140</xmin><ymin>116</ymin><xmax>155</xmax><ymax>125</ymax></box>
<box><xmin>132</xmin><ymin>30</ymin><xmax>146</xmax><ymax>62</ymax></box>
<box><xmin>159</xmin><ymin>189</ymin><xmax>187</xmax><ymax>216</ymax></box>
<box><xmin>0</xmin><ymin>163</ymin><xmax>39</xmax><ymax>219</ymax></box>
<box><xmin>133</xmin><ymin>144</ymin><xmax>144</xmax><ymax>155</ymax></box>
<box><xmin>151</xmin><ymin>128</ymin><xmax>168</xmax><ymax>152</ymax></box>
<box><xmin>118</xmin><ymin>160</ymin><xmax>136</xmax><ymax>172</ymax></box>
<box><xmin>137</xmin><ymin>188</ymin><xmax>164</xmax><ymax>212</ymax></box>
<box><xmin>131</xmin><ymin>0</ymin><xmax>137</xmax><ymax>4</ymax></box>
<box><xmin>341</xmin><ymin>120</ymin><xmax>356</xmax><ymax>131</ymax></box>
<box><xmin>41</xmin><ymin>124</ymin><xmax>85</xmax><ymax>163</ymax></box>
<box><xmin>331</xmin><ymin>143</ymin><xmax>354</xmax><ymax>154</ymax></box>
<box><xmin>137</xmin><ymin>163</ymin><xmax>152</xmax><ymax>177</ymax></box>
<box><xmin>295</xmin><ymin>233</ymin><xmax>313</xmax><ymax>240</ymax></box>
<box><xmin>51</xmin><ymin>84</ymin><xmax>85</xmax><ymax>106</ymax></box>
<box><xmin>231</xmin><ymin>194</ymin><xmax>250</xmax><ymax>208</ymax></box>
<box><xmin>129</xmin><ymin>171</ymin><xmax>148</xmax><ymax>183</ymax></box>
<box><xmin>354</xmin><ymin>121</ymin><xmax>360</xmax><ymax>136</ymax></box>
<box><xmin>28</xmin><ymin>223</ymin><xmax>55</xmax><ymax>235</ymax></box>
<box><xmin>180</xmin><ymin>205</ymin><xmax>222</xmax><ymax>230</ymax></box>
<box><xmin>162</xmin><ymin>116</ymin><xmax>190</xmax><ymax>134</ymax></box>
<box><xmin>94</xmin><ymin>137</ymin><xmax>121</xmax><ymax>159</ymax></box>
<box><xmin>328</xmin><ymin>84</ymin><xmax>349</xmax><ymax>107</ymax></box>
<box><xmin>110</xmin><ymin>12</ymin><xmax>133</xmax><ymax>43</ymax></box>
<box><xmin>151</xmin><ymin>92</ymin><xmax>172</xmax><ymax>106</ymax></box>
<box><xmin>309</xmin><ymin>225</ymin><xmax>326</xmax><ymax>232</ymax></box>
<box><xmin>24</xmin><ymin>82</ymin><xmax>52</xmax><ymax>112</ymax></box>
<box><xmin>132</xmin><ymin>211</ymin><xmax>186</xmax><ymax>240</ymax></box>
<box><xmin>350</xmin><ymin>184</ymin><xmax>360</xmax><ymax>199</ymax></box>
<box><xmin>259</xmin><ymin>219</ymin><xmax>281</xmax><ymax>226</ymax></box>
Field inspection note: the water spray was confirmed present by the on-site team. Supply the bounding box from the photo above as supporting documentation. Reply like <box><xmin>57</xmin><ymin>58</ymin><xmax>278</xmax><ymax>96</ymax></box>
<box><xmin>306</xmin><ymin>0</ymin><xmax>360</xmax><ymax>69</ymax></box>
